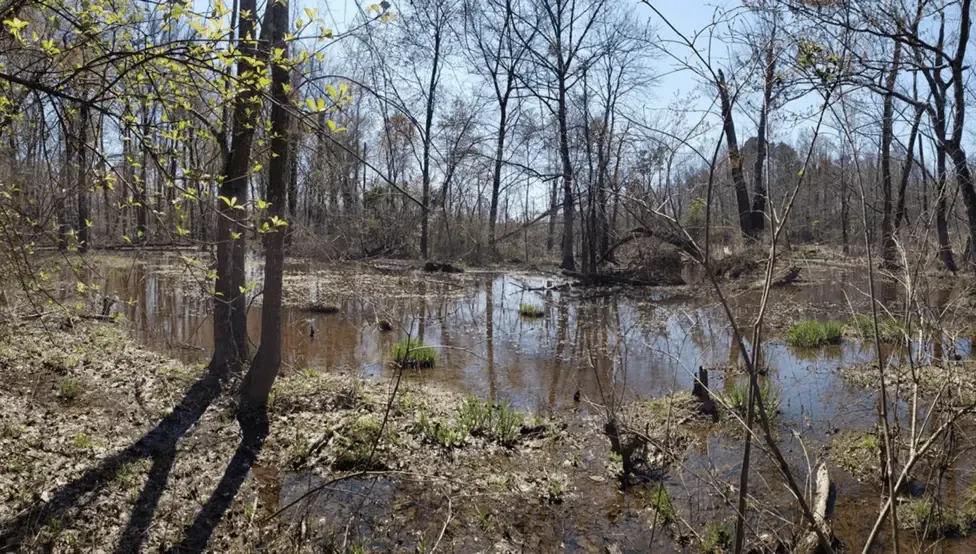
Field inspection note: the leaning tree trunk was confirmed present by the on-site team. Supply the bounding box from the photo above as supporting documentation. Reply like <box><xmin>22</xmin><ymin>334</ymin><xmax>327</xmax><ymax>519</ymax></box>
<box><xmin>241</xmin><ymin>0</ymin><xmax>290</xmax><ymax>410</ymax></box>
<box><xmin>716</xmin><ymin>69</ymin><xmax>754</xmax><ymax>238</ymax></box>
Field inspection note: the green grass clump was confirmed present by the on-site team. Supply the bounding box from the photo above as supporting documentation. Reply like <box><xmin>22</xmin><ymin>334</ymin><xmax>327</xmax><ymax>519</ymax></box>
<box><xmin>417</xmin><ymin>397</ymin><xmax>526</xmax><ymax>448</ymax></box>
<box><xmin>334</xmin><ymin>416</ymin><xmax>388</xmax><ymax>470</ymax></box>
<box><xmin>722</xmin><ymin>377</ymin><xmax>779</xmax><ymax>417</ymax></box>
<box><xmin>701</xmin><ymin>521</ymin><xmax>731</xmax><ymax>553</ymax></box>
<box><xmin>787</xmin><ymin>320</ymin><xmax>844</xmax><ymax>347</ymax></box>
<box><xmin>518</xmin><ymin>303</ymin><xmax>545</xmax><ymax>318</ymax></box>
<box><xmin>56</xmin><ymin>376</ymin><xmax>81</xmax><ymax>401</ymax></box>
<box><xmin>391</xmin><ymin>338</ymin><xmax>437</xmax><ymax>368</ymax></box>
<box><xmin>849</xmin><ymin>314</ymin><xmax>905</xmax><ymax>342</ymax></box>
<box><xmin>650</xmin><ymin>486</ymin><xmax>676</xmax><ymax>523</ymax></box>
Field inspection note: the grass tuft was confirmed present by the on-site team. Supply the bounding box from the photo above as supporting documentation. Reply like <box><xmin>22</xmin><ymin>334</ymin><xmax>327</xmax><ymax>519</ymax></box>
<box><xmin>849</xmin><ymin>314</ymin><xmax>905</xmax><ymax>342</ymax></box>
<box><xmin>518</xmin><ymin>303</ymin><xmax>545</xmax><ymax>318</ymax></box>
<box><xmin>701</xmin><ymin>520</ymin><xmax>731</xmax><ymax>553</ymax></box>
<box><xmin>391</xmin><ymin>338</ymin><xmax>437</xmax><ymax>368</ymax></box>
<box><xmin>417</xmin><ymin>397</ymin><xmax>526</xmax><ymax>448</ymax></box>
<box><xmin>649</xmin><ymin>486</ymin><xmax>676</xmax><ymax>523</ymax></box>
<box><xmin>56</xmin><ymin>376</ymin><xmax>81</xmax><ymax>401</ymax></box>
<box><xmin>787</xmin><ymin>320</ymin><xmax>843</xmax><ymax>347</ymax></box>
<box><xmin>722</xmin><ymin>377</ymin><xmax>779</xmax><ymax>417</ymax></box>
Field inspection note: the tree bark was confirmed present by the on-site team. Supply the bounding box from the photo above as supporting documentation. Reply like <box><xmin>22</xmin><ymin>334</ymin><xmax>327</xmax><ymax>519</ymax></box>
<box><xmin>716</xmin><ymin>69</ymin><xmax>754</xmax><ymax>238</ymax></box>
<box><xmin>419</xmin><ymin>20</ymin><xmax>443</xmax><ymax>260</ymax></box>
<box><xmin>76</xmin><ymin>104</ymin><xmax>90</xmax><ymax>252</ymax></box>
<box><xmin>209</xmin><ymin>0</ymin><xmax>265</xmax><ymax>376</ymax></box>
<box><xmin>879</xmin><ymin>40</ymin><xmax>901</xmax><ymax>268</ymax></box>
<box><xmin>241</xmin><ymin>0</ymin><xmax>290</xmax><ymax>410</ymax></box>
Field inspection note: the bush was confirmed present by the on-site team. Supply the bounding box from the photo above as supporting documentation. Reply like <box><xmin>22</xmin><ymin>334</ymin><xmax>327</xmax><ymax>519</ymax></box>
<box><xmin>391</xmin><ymin>338</ymin><xmax>437</xmax><ymax>368</ymax></box>
<box><xmin>518</xmin><ymin>303</ymin><xmax>545</xmax><ymax>318</ymax></box>
<box><xmin>787</xmin><ymin>320</ymin><xmax>843</xmax><ymax>347</ymax></box>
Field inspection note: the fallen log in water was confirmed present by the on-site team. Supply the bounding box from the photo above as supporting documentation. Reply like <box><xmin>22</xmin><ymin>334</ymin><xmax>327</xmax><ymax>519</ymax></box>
<box><xmin>561</xmin><ymin>270</ymin><xmax>681</xmax><ymax>287</ymax></box>
<box><xmin>423</xmin><ymin>261</ymin><xmax>464</xmax><ymax>273</ymax></box>
<box><xmin>795</xmin><ymin>462</ymin><xmax>835</xmax><ymax>554</ymax></box>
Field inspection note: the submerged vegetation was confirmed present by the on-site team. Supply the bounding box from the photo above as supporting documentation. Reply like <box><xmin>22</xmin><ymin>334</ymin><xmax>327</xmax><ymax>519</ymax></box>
<box><xmin>786</xmin><ymin>320</ymin><xmax>844</xmax><ymax>347</ymax></box>
<box><xmin>391</xmin><ymin>338</ymin><xmax>438</xmax><ymax>368</ymax></box>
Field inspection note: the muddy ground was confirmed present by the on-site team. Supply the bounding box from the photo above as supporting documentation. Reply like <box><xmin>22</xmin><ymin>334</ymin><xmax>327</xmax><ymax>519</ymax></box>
<box><xmin>0</xmin><ymin>315</ymin><xmax>738</xmax><ymax>553</ymax></box>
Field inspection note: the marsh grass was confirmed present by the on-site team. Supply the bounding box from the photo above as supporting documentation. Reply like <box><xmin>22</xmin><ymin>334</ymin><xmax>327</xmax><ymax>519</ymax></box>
<box><xmin>650</xmin><ymin>486</ymin><xmax>676</xmax><ymax>523</ymax></box>
<box><xmin>391</xmin><ymin>338</ymin><xmax>437</xmax><ymax>368</ymax></box>
<box><xmin>418</xmin><ymin>397</ymin><xmax>526</xmax><ymax>448</ymax></box>
<box><xmin>787</xmin><ymin>320</ymin><xmax>843</xmax><ymax>347</ymax></box>
<box><xmin>518</xmin><ymin>303</ymin><xmax>545</xmax><ymax>318</ymax></box>
<box><xmin>849</xmin><ymin>314</ymin><xmax>906</xmax><ymax>342</ymax></box>
<box><xmin>722</xmin><ymin>377</ymin><xmax>779</xmax><ymax>417</ymax></box>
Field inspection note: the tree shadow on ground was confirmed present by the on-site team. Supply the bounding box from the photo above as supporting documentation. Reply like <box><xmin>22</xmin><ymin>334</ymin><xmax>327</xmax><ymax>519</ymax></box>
<box><xmin>0</xmin><ymin>371</ymin><xmax>269</xmax><ymax>554</ymax></box>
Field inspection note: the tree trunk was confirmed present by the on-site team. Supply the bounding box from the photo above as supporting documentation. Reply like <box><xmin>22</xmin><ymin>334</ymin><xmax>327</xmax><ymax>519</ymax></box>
<box><xmin>419</xmin><ymin>24</ymin><xmax>442</xmax><ymax>260</ymax></box>
<box><xmin>935</xmin><ymin>144</ymin><xmax>957</xmax><ymax>271</ymax></box>
<box><xmin>487</xmin><ymin>91</ymin><xmax>509</xmax><ymax>251</ymax></box>
<box><xmin>893</xmin><ymin>105</ymin><xmax>923</xmax><ymax>232</ymax></box>
<box><xmin>241</xmin><ymin>0</ymin><xmax>289</xmax><ymax>410</ymax></box>
<box><xmin>750</xmin><ymin>42</ymin><xmax>775</xmax><ymax>235</ymax></box>
<box><xmin>879</xmin><ymin>41</ymin><xmax>901</xmax><ymax>268</ymax></box>
<box><xmin>558</xmin><ymin>75</ymin><xmax>575</xmax><ymax>270</ymax></box>
<box><xmin>76</xmin><ymin>104</ymin><xmax>90</xmax><ymax>252</ymax></box>
<box><xmin>286</xmin><ymin>121</ymin><xmax>299</xmax><ymax>248</ymax></box>
<box><xmin>716</xmin><ymin>69</ymin><xmax>754</xmax><ymax>238</ymax></box>
<box><xmin>209</xmin><ymin>0</ymin><xmax>264</xmax><ymax>376</ymax></box>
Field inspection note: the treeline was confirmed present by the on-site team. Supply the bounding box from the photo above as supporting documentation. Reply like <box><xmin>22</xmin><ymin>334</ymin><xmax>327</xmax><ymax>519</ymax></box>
<box><xmin>1</xmin><ymin>0</ymin><xmax>975</xmax><ymax>274</ymax></box>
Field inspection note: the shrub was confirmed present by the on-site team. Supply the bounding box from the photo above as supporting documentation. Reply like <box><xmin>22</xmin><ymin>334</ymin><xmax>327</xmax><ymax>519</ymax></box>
<box><xmin>787</xmin><ymin>320</ymin><xmax>843</xmax><ymax>347</ymax></box>
<box><xmin>391</xmin><ymin>338</ymin><xmax>437</xmax><ymax>368</ymax></box>
<box><xmin>518</xmin><ymin>303</ymin><xmax>545</xmax><ymax>318</ymax></box>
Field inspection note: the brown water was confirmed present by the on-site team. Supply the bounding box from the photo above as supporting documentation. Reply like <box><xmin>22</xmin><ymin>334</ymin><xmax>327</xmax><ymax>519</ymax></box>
<box><xmin>76</xmin><ymin>255</ymin><xmax>976</xmax><ymax>551</ymax></box>
<box><xmin>82</xmin><ymin>257</ymin><xmax>968</xmax><ymax>424</ymax></box>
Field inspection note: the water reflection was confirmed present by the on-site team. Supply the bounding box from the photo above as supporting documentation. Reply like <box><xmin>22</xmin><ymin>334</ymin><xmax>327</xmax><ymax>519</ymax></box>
<box><xmin>89</xmin><ymin>261</ymin><xmax>965</xmax><ymax>432</ymax></box>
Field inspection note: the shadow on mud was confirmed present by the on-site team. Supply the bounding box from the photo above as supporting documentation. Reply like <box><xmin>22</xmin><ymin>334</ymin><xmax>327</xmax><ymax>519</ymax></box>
<box><xmin>0</xmin><ymin>372</ymin><xmax>268</xmax><ymax>554</ymax></box>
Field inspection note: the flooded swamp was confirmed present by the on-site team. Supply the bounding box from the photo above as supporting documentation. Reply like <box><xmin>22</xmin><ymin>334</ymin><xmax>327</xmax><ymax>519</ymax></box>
<box><xmin>20</xmin><ymin>253</ymin><xmax>976</xmax><ymax>552</ymax></box>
